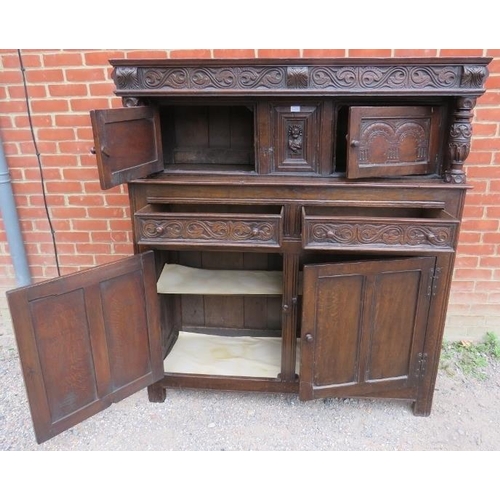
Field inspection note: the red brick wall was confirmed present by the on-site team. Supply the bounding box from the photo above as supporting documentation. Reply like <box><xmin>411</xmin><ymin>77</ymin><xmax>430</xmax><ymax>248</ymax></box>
<box><xmin>1</xmin><ymin>49</ymin><xmax>499</xmax><ymax>340</ymax></box>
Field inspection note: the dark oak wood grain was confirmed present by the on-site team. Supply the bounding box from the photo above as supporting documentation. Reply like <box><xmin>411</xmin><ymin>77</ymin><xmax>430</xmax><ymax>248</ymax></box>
<box><xmin>91</xmin><ymin>106</ymin><xmax>163</xmax><ymax>189</ymax></box>
<box><xmin>8</xmin><ymin>57</ymin><xmax>492</xmax><ymax>442</ymax></box>
<box><xmin>7</xmin><ymin>252</ymin><xmax>162</xmax><ymax>443</ymax></box>
<box><xmin>299</xmin><ymin>257</ymin><xmax>434</xmax><ymax>401</ymax></box>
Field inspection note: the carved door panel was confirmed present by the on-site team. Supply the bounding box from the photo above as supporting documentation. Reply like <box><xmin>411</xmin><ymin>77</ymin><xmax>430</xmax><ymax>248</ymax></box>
<box><xmin>90</xmin><ymin>106</ymin><xmax>163</xmax><ymax>189</ymax></box>
<box><xmin>346</xmin><ymin>106</ymin><xmax>441</xmax><ymax>179</ymax></box>
<box><xmin>299</xmin><ymin>257</ymin><xmax>435</xmax><ymax>401</ymax></box>
<box><xmin>257</xmin><ymin>101</ymin><xmax>333</xmax><ymax>175</ymax></box>
<box><xmin>7</xmin><ymin>252</ymin><xmax>163</xmax><ymax>444</ymax></box>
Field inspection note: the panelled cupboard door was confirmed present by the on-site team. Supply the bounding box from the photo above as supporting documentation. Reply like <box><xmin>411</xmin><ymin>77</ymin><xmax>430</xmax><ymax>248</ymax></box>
<box><xmin>90</xmin><ymin>106</ymin><xmax>163</xmax><ymax>189</ymax></box>
<box><xmin>346</xmin><ymin>106</ymin><xmax>440</xmax><ymax>179</ymax></box>
<box><xmin>300</xmin><ymin>257</ymin><xmax>435</xmax><ymax>401</ymax></box>
<box><xmin>6</xmin><ymin>252</ymin><xmax>163</xmax><ymax>444</ymax></box>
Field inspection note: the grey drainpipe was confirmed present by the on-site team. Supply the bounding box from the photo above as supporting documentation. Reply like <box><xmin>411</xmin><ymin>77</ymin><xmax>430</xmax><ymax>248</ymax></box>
<box><xmin>0</xmin><ymin>134</ymin><xmax>31</xmax><ymax>287</ymax></box>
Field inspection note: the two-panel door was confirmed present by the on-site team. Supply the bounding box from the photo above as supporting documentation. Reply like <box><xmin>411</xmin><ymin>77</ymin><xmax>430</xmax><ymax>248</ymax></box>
<box><xmin>7</xmin><ymin>252</ymin><xmax>164</xmax><ymax>444</ymax></box>
<box><xmin>299</xmin><ymin>257</ymin><xmax>435</xmax><ymax>401</ymax></box>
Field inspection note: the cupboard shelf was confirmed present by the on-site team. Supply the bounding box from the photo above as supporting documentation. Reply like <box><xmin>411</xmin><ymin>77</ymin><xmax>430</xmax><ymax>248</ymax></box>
<box><xmin>156</xmin><ymin>264</ymin><xmax>283</xmax><ymax>295</ymax></box>
<box><xmin>163</xmin><ymin>331</ymin><xmax>299</xmax><ymax>378</ymax></box>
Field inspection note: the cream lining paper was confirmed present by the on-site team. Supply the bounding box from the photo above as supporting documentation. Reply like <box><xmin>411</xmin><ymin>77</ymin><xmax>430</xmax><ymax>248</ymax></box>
<box><xmin>158</xmin><ymin>265</ymin><xmax>298</xmax><ymax>378</ymax></box>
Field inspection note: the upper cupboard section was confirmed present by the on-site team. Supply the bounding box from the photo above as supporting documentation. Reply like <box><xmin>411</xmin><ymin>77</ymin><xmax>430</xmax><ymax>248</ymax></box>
<box><xmin>91</xmin><ymin>99</ymin><xmax>448</xmax><ymax>188</ymax></box>
<box><xmin>89</xmin><ymin>58</ymin><xmax>490</xmax><ymax>188</ymax></box>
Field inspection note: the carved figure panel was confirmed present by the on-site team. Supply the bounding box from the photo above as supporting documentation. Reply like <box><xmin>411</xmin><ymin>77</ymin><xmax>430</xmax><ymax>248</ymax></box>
<box><xmin>288</xmin><ymin>124</ymin><xmax>304</xmax><ymax>155</ymax></box>
<box><xmin>272</xmin><ymin>104</ymin><xmax>321</xmax><ymax>173</ymax></box>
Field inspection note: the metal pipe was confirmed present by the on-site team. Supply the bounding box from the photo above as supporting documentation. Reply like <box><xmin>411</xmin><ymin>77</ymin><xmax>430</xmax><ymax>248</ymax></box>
<box><xmin>0</xmin><ymin>134</ymin><xmax>31</xmax><ymax>286</ymax></box>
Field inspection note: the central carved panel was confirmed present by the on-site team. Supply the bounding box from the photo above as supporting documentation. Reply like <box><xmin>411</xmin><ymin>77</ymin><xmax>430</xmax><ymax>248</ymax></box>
<box><xmin>272</xmin><ymin>104</ymin><xmax>321</xmax><ymax>173</ymax></box>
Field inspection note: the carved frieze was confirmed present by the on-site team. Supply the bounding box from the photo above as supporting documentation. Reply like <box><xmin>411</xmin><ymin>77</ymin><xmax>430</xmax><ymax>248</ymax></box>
<box><xmin>111</xmin><ymin>61</ymin><xmax>489</xmax><ymax>94</ymax></box>
<box><xmin>136</xmin><ymin>67</ymin><xmax>286</xmax><ymax>90</ymax></box>
<box><xmin>304</xmin><ymin>222</ymin><xmax>455</xmax><ymax>250</ymax></box>
<box><xmin>310</xmin><ymin>65</ymin><xmax>460</xmax><ymax>90</ymax></box>
<box><xmin>137</xmin><ymin>218</ymin><xmax>280</xmax><ymax>247</ymax></box>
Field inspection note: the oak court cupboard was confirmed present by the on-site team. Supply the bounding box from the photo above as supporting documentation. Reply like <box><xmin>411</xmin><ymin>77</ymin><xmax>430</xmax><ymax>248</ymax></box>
<box><xmin>7</xmin><ymin>57</ymin><xmax>491</xmax><ymax>443</ymax></box>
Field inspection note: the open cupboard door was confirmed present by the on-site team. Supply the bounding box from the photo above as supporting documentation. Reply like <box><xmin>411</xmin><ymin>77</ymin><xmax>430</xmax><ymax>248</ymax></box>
<box><xmin>90</xmin><ymin>106</ymin><xmax>163</xmax><ymax>189</ymax></box>
<box><xmin>6</xmin><ymin>252</ymin><xmax>163</xmax><ymax>444</ymax></box>
<box><xmin>346</xmin><ymin>106</ymin><xmax>440</xmax><ymax>179</ymax></box>
<box><xmin>299</xmin><ymin>257</ymin><xmax>435</xmax><ymax>402</ymax></box>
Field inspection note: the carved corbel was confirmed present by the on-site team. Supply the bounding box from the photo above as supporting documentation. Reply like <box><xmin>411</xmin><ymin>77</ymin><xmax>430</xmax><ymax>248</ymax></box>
<box><xmin>444</xmin><ymin>97</ymin><xmax>476</xmax><ymax>184</ymax></box>
<box><xmin>121</xmin><ymin>96</ymin><xmax>148</xmax><ymax>107</ymax></box>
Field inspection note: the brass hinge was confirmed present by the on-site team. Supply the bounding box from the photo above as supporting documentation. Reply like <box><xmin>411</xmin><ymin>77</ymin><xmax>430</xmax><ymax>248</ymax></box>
<box><xmin>427</xmin><ymin>267</ymin><xmax>442</xmax><ymax>297</ymax></box>
<box><xmin>416</xmin><ymin>353</ymin><xmax>428</xmax><ymax>379</ymax></box>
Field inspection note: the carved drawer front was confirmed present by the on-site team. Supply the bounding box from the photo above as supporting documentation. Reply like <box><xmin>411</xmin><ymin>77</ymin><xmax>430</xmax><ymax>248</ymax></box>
<box><xmin>135</xmin><ymin>204</ymin><xmax>283</xmax><ymax>249</ymax></box>
<box><xmin>302</xmin><ymin>206</ymin><xmax>459</xmax><ymax>252</ymax></box>
<box><xmin>347</xmin><ymin>106</ymin><xmax>441</xmax><ymax>179</ymax></box>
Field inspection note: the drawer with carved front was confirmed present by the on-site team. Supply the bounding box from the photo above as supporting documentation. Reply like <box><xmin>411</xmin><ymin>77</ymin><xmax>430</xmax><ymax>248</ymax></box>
<box><xmin>302</xmin><ymin>206</ymin><xmax>459</xmax><ymax>253</ymax></box>
<box><xmin>135</xmin><ymin>204</ymin><xmax>283</xmax><ymax>249</ymax></box>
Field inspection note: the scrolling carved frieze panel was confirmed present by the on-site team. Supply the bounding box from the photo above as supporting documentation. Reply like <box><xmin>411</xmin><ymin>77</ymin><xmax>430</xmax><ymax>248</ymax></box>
<box><xmin>112</xmin><ymin>62</ymin><xmax>489</xmax><ymax>94</ymax></box>
<box><xmin>304</xmin><ymin>222</ymin><xmax>456</xmax><ymax>250</ymax></box>
<box><xmin>136</xmin><ymin>218</ymin><xmax>281</xmax><ymax>247</ymax></box>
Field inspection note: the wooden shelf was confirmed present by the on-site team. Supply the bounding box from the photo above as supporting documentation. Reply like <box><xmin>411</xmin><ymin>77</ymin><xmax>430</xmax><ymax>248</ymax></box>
<box><xmin>164</xmin><ymin>331</ymin><xmax>300</xmax><ymax>378</ymax></box>
<box><xmin>157</xmin><ymin>264</ymin><xmax>283</xmax><ymax>295</ymax></box>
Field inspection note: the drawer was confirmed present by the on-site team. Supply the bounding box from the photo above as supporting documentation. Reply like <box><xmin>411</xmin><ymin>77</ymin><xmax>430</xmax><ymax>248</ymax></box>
<box><xmin>135</xmin><ymin>204</ymin><xmax>283</xmax><ymax>249</ymax></box>
<box><xmin>302</xmin><ymin>206</ymin><xmax>459</xmax><ymax>252</ymax></box>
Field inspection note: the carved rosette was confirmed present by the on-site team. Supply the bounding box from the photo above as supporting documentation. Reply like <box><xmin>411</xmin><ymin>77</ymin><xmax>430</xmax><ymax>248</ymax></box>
<box><xmin>113</xmin><ymin>67</ymin><xmax>139</xmax><ymax>89</ymax></box>
<box><xmin>444</xmin><ymin>97</ymin><xmax>476</xmax><ymax>184</ymax></box>
<box><xmin>138</xmin><ymin>218</ymin><xmax>280</xmax><ymax>247</ymax></box>
<box><xmin>461</xmin><ymin>66</ymin><xmax>489</xmax><ymax>88</ymax></box>
<box><xmin>306</xmin><ymin>222</ymin><xmax>454</xmax><ymax>249</ymax></box>
<box><xmin>286</xmin><ymin>67</ymin><xmax>309</xmax><ymax>88</ymax></box>
<box><xmin>122</xmin><ymin>97</ymin><xmax>146</xmax><ymax>107</ymax></box>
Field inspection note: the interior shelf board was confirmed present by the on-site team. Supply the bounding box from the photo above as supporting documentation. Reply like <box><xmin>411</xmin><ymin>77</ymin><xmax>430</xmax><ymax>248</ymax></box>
<box><xmin>157</xmin><ymin>264</ymin><xmax>283</xmax><ymax>295</ymax></box>
<box><xmin>163</xmin><ymin>331</ymin><xmax>300</xmax><ymax>378</ymax></box>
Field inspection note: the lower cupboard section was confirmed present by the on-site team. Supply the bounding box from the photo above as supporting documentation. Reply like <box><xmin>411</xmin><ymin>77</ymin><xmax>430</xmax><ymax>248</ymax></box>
<box><xmin>163</xmin><ymin>331</ymin><xmax>300</xmax><ymax>378</ymax></box>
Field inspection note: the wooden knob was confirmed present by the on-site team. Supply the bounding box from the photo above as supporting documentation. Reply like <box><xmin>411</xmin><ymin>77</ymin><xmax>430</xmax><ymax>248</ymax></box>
<box><xmin>350</xmin><ymin>140</ymin><xmax>360</xmax><ymax>148</ymax></box>
<box><xmin>305</xmin><ymin>333</ymin><xmax>313</xmax><ymax>343</ymax></box>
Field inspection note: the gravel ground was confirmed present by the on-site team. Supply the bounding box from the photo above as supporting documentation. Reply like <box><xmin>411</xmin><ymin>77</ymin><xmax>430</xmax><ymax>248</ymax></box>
<box><xmin>1</xmin><ymin>290</ymin><xmax>499</xmax><ymax>452</ymax></box>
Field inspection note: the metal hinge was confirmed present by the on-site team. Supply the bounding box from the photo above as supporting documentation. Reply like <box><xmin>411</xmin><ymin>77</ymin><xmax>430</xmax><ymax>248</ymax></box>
<box><xmin>416</xmin><ymin>353</ymin><xmax>428</xmax><ymax>379</ymax></box>
<box><xmin>427</xmin><ymin>267</ymin><xmax>442</xmax><ymax>297</ymax></box>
